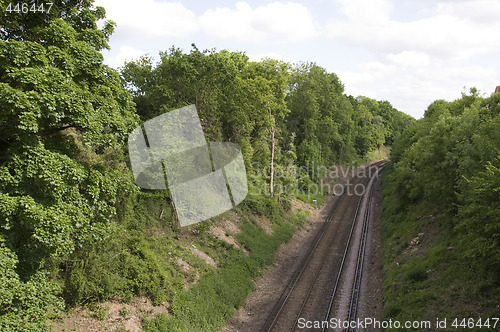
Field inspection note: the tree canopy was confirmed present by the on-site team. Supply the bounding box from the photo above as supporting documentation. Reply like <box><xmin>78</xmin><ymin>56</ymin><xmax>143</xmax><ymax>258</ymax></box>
<box><xmin>389</xmin><ymin>88</ymin><xmax>500</xmax><ymax>267</ymax></box>
<box><xmin>0</xmin><ymin>0</ymin><xmax>138</xmax><ymax>329</ymax></box>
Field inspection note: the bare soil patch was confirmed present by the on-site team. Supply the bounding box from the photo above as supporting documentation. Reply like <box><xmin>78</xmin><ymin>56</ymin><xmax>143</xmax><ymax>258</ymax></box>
<box><xmin>53</xmin><ymin>296</ymin><xmax>168</xmax><ymax>332</ymax></box>
<box><xmin>290</xmin><ymin>197</ymin><xmax>317</xmax><ymax>214</ymax></box>
<box><xmin>177</xmin><ymin>257</ymin><xmax>200</xmax><ymax>290</ymax></box>
<box><xmin>251</xmin><ymin>214</ymin><xmax>273</xmax><ymax>235</ymax></box>
<box><xmin>190</xmin><ymin>245</ymin><xmax>217</xmax><ymax>267</ymax></box>
<box><xmin>210</xmin><ymin>219</ymin><xmax>251</xmax><ymax>256</ymax></box>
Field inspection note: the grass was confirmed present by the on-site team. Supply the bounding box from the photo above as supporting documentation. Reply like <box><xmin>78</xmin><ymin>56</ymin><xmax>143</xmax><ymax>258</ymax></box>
<box><xmin>139</xmin><ymin>196</ymin><xmax>305</xmax><ymax>331</ymax></box>
<box><xmin>295</xmin><ymin>191</ymin><xmax>327</xmax><ymax>207</ymax></box>
<box><xmin>380</xmin><ymin>166</ymin><xmax>500</xmax><ymax>328</ymax></box>
<box><xmin>92</xmin><ymin>304</ymin><xmax>109</xmax><ymax>321</ymax></box>
<box><xmin>367</xmin><ymin>145</ymin><xmax>390</xmax><ymax>162</ymax></box>
<box><xmin>50</xmin><ymin>179</ymin><xmax>310</xmax><ymax>331</ymax></box>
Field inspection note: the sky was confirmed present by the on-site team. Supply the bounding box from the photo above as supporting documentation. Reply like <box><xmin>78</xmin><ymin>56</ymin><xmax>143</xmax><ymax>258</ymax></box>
<box><xmin>94</xmin><ymin>0</ymin><xmax>500</xmax><ymax>119</ymax></box>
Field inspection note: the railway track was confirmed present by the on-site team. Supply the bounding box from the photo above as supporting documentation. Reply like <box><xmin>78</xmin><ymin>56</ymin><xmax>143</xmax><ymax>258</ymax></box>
<box><xmin>260</xmin><ymin>161</ymin><xmax>386</xmax><ymax>332</ymax></box>
<box><xmin>323</xmin><ymin>163</ymin><xmax>386</xmax><ymax>332</ymax></box>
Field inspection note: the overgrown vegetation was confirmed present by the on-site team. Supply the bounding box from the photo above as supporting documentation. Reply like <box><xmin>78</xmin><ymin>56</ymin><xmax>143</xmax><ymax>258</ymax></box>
<box><xmin>381</xmin><ymin>89</ymin><xmax>500</xmax><ymax>326</ymax></box>
<box><xmin>0</xmin><ymin>0</ymin><xmax>413</xmax><ymax>330</ymax></box>
<box><xmin>141</xmin><ymin>205</ymin><xmax>305</xmax><ymax>331</ymax></box>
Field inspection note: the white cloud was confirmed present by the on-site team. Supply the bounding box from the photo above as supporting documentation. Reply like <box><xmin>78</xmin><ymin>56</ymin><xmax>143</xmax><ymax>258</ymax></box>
<box><xmin>338</xmin><ymin>58</ymin><xmax>500</xmax><ymax>118</ymax></box>
<box><xmin>359</xmin><ymin>61</ymin><xmax>397</xmax><ymax>76</ymax></box>
<box><xmin>95</xmin><ymin>0</ymin><xmax>198</xmax><ymax>39</ymax></box>
<box><xmin>104</xmin><ymin>46</ymin><xmax>146</xmax><ymax>68</ymax></box>
<box><xmin>386</xmin><ymin>51</ymin><xmax>430</xmax><ymax>67</ymax></box>
<box><xmin>436</xmin><ymin>0</ymin><xmax>500</xmax><ymax>24</ymax></box>
<box><xmin>325</xmin><ymin>0</ymin><xmax>500</xmax><ymax>118</ymax></box>
<box><xmin>327</xmin><ymin>0</ymin><xmax>500</xmax><ymax>60</ymax></box>
<box><xmin>336</xmin><ymin>0</ymin><xmax>392</xmax><ymax>25</ymax></box>
<box><xmin>199</xmin><ymin>2</ymin><xmax>319</xmax><ymax>44</ymax></box>
<box><xmin>247</xmin><ymin>52</ymin><xmax>293</xmax><ymax>63</ymax></box>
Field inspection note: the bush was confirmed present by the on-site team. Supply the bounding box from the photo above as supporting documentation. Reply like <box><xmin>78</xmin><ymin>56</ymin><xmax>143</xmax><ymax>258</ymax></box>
<box><xmin>404</xmin><ymin>262</ymin><xmax>427</xmax><ymax>283</ymax></box>
<box><xmin>381</xmin><ymin>91</ymin><xmax>500</xmax><ymax>324</ymax></box>
<box><xmin>0</xmin><ymin>241</ymin><xmax>63</xmax><ymax>331</ymax></box>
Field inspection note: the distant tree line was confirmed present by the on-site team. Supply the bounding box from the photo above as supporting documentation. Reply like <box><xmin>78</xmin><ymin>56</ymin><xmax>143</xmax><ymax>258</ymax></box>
<box><xmin>121</xmin><ymin>46</ymin><xmax>414</xmax><ymax>188</ymax></box>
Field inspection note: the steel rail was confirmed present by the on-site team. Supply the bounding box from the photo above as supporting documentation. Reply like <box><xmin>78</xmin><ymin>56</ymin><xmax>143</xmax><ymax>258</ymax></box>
<box><xmin>322</xmin><ymin>163</ymin><xmax>386</xmax><ymax>332</ymax></box>
<box><xmin>261</xmin><ymin>160</ymin><xmax>386</xmax><ymax>332</ymax></box>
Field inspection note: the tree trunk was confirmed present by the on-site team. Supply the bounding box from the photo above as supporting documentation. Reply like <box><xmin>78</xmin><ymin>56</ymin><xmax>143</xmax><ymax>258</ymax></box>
<box><xmin>268</xmin><ymin>102</ymin><xmax>275</xmax><ymax>197</ymax></box>
<box><xmin>270</xmin><ymin>125</ymin><xmax>275</xmax><ymax>197</ymax></box>
<box><xmin>171</xmin><ymin>199</ymin><xmax>179</xmax><ymax>230</ymax></box>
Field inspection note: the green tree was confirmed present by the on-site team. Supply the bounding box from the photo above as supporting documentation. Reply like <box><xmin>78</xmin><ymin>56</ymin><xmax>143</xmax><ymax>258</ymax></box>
<box><xmin>286</xmin><ymin>62</ymin><xmax>353</xmax><ymax>166</ymax></box>
<box><xmin>121</xmin><ymin>47</ymin><xmax>293</xmax><ymax>195</ymax></box>
<box><xmin>0</xmin><ymin>0</ymin><xmax>138</xmax><ymax>328</ymax></box>
<box><xmin>389</xmin><ymin>88</ymin><xmax>500</xmax><ymax>269</ymax></box>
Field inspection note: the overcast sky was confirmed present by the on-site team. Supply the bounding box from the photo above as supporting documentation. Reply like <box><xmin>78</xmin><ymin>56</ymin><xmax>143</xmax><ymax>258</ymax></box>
<box><xmin>95</xmin><ymin>0</ymin><xmax>500</xmax><ymax>119</ymax></box>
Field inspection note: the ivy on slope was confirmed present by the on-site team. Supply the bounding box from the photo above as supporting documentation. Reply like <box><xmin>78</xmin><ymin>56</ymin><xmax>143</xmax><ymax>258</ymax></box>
<box><xmin>0</xmin><ymin>0</ymin><xmax>138</xmax><ymax>329</ymax></box>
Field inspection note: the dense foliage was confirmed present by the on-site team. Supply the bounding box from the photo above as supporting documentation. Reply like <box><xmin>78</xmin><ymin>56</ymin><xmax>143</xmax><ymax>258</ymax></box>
<box><xmin>0</xmin><ymin>0</ymin><xmax>139</xmax><ymax>329</ymax></box>
<box><xmin>0</xmin><ymin>0</ymin><xmax>413</xmax><ymax>330</ymax></box>
<box><xmin>121</xmin><ymin>47</ymin><xmax>413</xmax><ymax>188</ymax></box>
<box><xmin>382</xmin><ymin>89</ymin><xmax>500</xmax><ymax>322</ymax></box>
<box><xmin>390</xmin><ymin>88</ymin><xmax>500</xmax><ymax>265</ymax></box>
